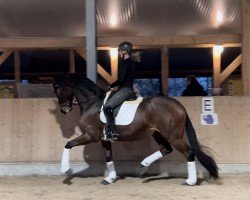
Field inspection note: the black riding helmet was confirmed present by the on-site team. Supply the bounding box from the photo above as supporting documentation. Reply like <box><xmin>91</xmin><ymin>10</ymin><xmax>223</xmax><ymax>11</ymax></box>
<box><xmin>118</xmin><ymin>42</ymin><xmax>133</xmax><ymax>53</ymax></box>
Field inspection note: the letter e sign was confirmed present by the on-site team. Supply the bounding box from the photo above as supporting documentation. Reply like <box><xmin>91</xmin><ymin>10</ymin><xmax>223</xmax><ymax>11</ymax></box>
<box><xmin>202</xmin><ymin>97</ymin><xmax>214</xmax><ymax>114</ymax></box>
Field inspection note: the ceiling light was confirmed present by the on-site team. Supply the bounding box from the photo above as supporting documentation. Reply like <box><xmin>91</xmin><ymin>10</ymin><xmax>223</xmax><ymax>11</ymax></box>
<box><xmin>110</xmin><ymin>48</ymin><xmax>118</xmax><ymax>59</ymax></box>
<box><xmin>216</xmin><ymin>11</ymin><xmax>223</xmax><ymax>25</ymax></box>
<box><xmin>110</xmin><ymin>14</ymin><xmax>118</xmax><ymax>27</ymax></box>
<box><xmin>213</xmin><ymin>45</ymin><xmax>224</xmax><ymax>54</ymax></box>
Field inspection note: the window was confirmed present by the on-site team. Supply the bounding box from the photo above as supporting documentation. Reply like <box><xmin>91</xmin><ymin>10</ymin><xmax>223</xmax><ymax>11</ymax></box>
<box><xmin>134</xmin><ymin>78</ymin><xmax>160</xmax><ymax>97</ymax></box>
<box><xmin>168</xmin><ymin>77</ymin><xmax>212</xmax><ymax>96</ymax></box>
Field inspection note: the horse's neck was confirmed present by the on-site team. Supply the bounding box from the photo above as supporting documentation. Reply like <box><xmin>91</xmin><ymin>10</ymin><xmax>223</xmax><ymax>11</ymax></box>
<box><xmin>80</xmin><ymin>100</ymin><xmax>102</xmax><ymax>114</ymax></box>
<box><xmin>73</xmin><ymin>89</ymin><xmax>102</xmax><ymax>114</ymax></box>
<box><xmin>77</xmin><ymin>99</ymin><xmax>103</xmax><ymax>134</ymax></box>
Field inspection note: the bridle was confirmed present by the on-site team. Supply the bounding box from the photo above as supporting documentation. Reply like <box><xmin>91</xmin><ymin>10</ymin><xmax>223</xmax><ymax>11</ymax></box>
<box><xmin>54</xmin><ymin>82</ymin><xmax>104</xmax><ymax>107</ymax></box>
<box><xmin>60</xmin><ymin>99</ymin><xmax>72</xmax><ymax>108</ymax></box>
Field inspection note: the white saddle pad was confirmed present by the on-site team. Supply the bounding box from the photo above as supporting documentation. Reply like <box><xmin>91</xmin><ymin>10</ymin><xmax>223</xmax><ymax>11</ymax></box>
<box><xmin>100</xmin><ymin>91</ymin><xmax>143</xmax><ymax>125</ymax></box>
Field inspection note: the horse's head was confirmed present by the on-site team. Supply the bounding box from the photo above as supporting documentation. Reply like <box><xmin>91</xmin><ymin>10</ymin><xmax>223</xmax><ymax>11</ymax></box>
<box><xmin>53</xmin><ymin>73</ymin><xmax>105</xmax><ymax>114</ymax></box>
<box><xmin>53</xmin><ymin>81</ymin><xmax>74</xmax><ymax>115</ymax></box>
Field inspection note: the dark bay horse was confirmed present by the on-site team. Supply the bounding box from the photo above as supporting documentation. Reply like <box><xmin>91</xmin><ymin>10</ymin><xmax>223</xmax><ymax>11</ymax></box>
<box><xmin>53</xmin><ymin>73</ymin><xmax>219</xmax><ymax>185</ymax></box>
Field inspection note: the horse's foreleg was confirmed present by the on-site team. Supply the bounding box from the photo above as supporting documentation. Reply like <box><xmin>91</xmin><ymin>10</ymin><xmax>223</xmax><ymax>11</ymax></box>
<box><xmin>61</xmin><ymin>133</ymin><xmax>95</xmax><ymax>173</ymax></box>
<box><xmin>139</xmin><ymin>132</ymin><xmax>173</xmax><ymax>176</ymax></box>
<box><xmin>61</xmin><ymin>148</ymin><xmax>71</xmax><ymax>173</ymax></box>
<box><xmin>101</xmin><ymin>141</ymin><xmax>117</xmax><ymax>185</ymax></box>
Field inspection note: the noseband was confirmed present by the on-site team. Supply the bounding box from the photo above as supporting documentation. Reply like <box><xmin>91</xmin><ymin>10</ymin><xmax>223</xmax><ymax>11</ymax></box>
<box><xmin>60</xmin><ymin>99</ymin><xmax>72</xmax><ymax>108</ymax></box>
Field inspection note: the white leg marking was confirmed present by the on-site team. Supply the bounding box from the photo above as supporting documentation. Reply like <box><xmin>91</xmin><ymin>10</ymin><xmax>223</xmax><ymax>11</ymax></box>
<box><xmin>186</xmin><ymin>161</ymin><xmax>197</xmax><ymax>185</ymax></box>
<box><xmin>61</xmin><ymin>148</ymin><xmax>70</xmax><ymax>173</ymax></box>
<box><xmin>104</xmin><ymin>161</ymin><xmax>117</xmax><ymax>184</ymax></box>
<box><xmin>141</xmin><ymin>151</ymin><xmax>163</xmax><ymax>167</ymax></box>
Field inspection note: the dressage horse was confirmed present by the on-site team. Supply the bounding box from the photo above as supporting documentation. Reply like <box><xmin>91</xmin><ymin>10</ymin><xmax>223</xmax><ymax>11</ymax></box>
<box><xmin>53</xmin><ymin>73</ymin><xmax>219</xmax><ymax>185</ymax></box>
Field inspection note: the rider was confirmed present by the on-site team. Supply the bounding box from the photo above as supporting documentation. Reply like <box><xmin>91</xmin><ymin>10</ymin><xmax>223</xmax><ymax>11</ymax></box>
<box><xmin>103</xmin><ymin>41</ymin><xmax>141</xmax><ymax>141</ymax></box>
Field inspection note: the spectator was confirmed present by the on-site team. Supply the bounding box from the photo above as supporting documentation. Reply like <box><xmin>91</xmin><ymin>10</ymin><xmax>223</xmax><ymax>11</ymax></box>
<box><xmin>182</xmin><ymin>75</ymin><xmax>208</xmax><ymax>96</ymax></box>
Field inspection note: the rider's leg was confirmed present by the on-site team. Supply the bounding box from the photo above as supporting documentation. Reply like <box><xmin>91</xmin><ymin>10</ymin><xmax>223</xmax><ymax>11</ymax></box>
<box><xmin>103</xmin><ymin>105</ymin><xmax>117</xmax><ymax>141</ymax></box>
<box><xmin>104</xmin><ymin>87</ymin><xmax>134</xmax><ymax>141</ymax></box>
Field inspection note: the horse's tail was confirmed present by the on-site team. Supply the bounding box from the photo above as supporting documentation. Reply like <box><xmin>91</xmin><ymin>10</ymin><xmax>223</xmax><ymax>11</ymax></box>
<box><xmin>185</xmin><ymin>113</ymin><xmax>219</xmax><ymax>179</ymax></box>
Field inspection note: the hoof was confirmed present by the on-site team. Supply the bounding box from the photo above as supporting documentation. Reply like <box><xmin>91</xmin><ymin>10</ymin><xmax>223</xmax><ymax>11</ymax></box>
<box><xmin>101</xmin><ymin>180</ymin><xmax>111</xmax><ymax>186</ymax></box>
<box><xmin>185</xmin><ymin>179</ymin><xmax>197</xmax><ymax>186</ymax></box>
<box><xmin>65</xmin><ymin>168</ymin><xmax>73</xmax><ymax>176</ymax></box>
<box><xmin>138</xmin><ymin>165</ymin><xmax>148</xmax><ymax>177</ymax></box>
<box><xmin>182</xmin><ymin>182</ymin><xmax>191</xmax><ymax>186</ymax></box>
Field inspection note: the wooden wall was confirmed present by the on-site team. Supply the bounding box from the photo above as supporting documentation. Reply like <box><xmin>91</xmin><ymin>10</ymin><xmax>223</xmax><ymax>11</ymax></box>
<box><xmin>0</xmin><ymin>97</ymin><xmax>249</xmax><ymax>165</ymax></box>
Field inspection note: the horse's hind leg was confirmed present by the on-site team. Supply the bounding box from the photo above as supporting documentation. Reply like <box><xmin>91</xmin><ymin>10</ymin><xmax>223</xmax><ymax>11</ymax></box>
<box><xmin>169</xmin><ymin>137</ymin><xmax>197</xmax><ymax>185</ymax></box>
<box><xmin>101</xmin><ymin>141</ymin><xmax>117</xmax><ymax>185</ymax></box>
<box><xmin>139</xmin><ymin>131</ymin><xmax>173</xmax><ymax>176</ymax></box>
<box><xmin>153</xmin><ymin>132</ymin><xmax>173</xmax><ymax>155</ymax></box>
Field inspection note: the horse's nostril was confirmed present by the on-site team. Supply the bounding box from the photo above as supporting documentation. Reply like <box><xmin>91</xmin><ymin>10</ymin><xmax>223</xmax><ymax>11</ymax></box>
<box><xmin>65</xmin><ymin>108</ymin><xmax>70</xmax><ymax>114</ymax></box>
<box><xmin>61</xmin><ymin>106</ymin><xmax>72</xmax><ymax>115</ymax></box>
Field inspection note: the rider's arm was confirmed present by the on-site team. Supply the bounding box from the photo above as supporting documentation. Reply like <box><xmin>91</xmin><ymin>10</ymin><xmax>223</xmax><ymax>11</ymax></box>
<box><xmin>110</xmin><ymin>62</ymin><xmax>128</xmax><ymax>88</ymax></box>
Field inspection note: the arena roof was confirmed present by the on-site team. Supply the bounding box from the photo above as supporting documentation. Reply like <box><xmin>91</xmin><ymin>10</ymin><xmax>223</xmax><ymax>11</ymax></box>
<box><xmin>0</xmin><ymin>0</ymin><xmax>241</xmax><ymax>37</ymax></box>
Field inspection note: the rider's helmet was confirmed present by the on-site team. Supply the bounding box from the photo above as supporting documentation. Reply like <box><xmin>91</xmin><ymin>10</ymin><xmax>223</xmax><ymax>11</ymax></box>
<box><xmin>118</xmin><ymin>42</ymin><xmax>133</xmax><ymax>54</ymax></box>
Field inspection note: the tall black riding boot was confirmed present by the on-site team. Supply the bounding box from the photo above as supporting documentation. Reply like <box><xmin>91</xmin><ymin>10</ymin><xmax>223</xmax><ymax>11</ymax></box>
<box><xmin>104</xmin><ymin>106</ymin><xmax>118</xmax><ymax>141</ymax></box>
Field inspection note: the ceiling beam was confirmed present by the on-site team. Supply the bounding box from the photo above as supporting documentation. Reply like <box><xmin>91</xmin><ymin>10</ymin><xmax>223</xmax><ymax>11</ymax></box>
<box><xmin>0</xmin><ymin>50</ymin><xmax>13</xmax><ymax>66</ymax></box>
<box><xmin>98</xmin><ymin>43</ymin><xmax>241</xmax><ymax>50</ymax></box>
<box><xmin>220</xmin><ymin>54</ymin><xmax>242</xmax><ymax>84</ymax></box>
<box><xmin>97</xmin><ymin>34</ymin><xmax>242</xmax><ymax>47</ymax></box>
<box><xmin>0</xmin><ymin>37</ymin><xmax>85</xmax><ymax>49</ymax></box>
<box><xmin>0</xmin><ymin>34</ymin><xmax>241</xmax><ymax>49</ymax></box>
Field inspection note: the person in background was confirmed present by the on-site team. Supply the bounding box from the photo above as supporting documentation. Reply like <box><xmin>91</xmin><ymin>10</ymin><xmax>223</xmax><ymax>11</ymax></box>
<box><xmin>103</xmin><ymin>42</ymin><xmax>141</xmax><ymax>141</ymax></box>
<box><xmin>182</xmin><ymin>75</ymin><xmax>208</xmax><ymax>96</ymax></box>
